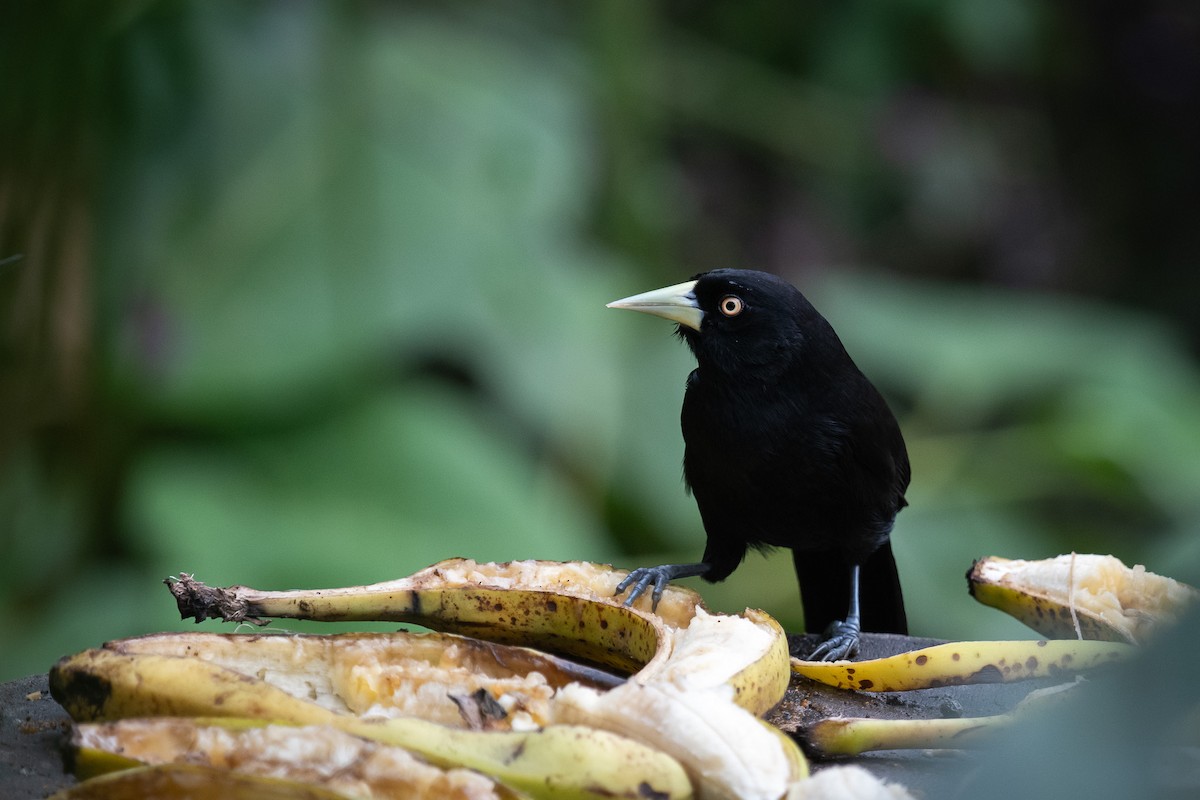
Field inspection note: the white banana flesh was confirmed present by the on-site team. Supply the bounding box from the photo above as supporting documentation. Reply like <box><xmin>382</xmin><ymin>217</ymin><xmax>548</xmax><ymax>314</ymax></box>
<box><xmin>969</xmin><ymin>553</ymin><xmax>1198</xmax><ymax>643</ymax></box>
<box><xmin>556</xmin><ymin>607</ymin><xmax>806</xmax><ymax>800</ymax></box>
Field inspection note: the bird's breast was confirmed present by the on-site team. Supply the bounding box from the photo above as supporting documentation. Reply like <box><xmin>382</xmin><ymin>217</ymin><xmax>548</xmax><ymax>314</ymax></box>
<box><xmin>680</xmin><ymin>370</ymin><xmax>900</xmax><ymax>555</ymax></box>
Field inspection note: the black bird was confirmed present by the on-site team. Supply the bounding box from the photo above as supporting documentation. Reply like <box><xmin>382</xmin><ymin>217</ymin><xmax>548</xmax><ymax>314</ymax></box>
<box><xmin>608</xmin><ymin>269</ymin><xmax>909</xmax><ymax>661</ymax></box>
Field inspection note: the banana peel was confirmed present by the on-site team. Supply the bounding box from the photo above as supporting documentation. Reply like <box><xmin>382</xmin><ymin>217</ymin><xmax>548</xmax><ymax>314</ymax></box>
<box><xmin>47</xmin><ymin>763</ymin><xmax>352</xmax><ymax>800</ymax></box>
<box><xmin>787</xmin><ymin>552</ymin><xmax>1189</xmax><ymax>763</ymax></box>
<box><xmin>69</xmin><ymin>717</ymin><xmax>523</xmax><ymax>799</ymax></box>
<box><xmin>93</xmin><ymin>630</ymin><xmax>617</xmax><ymax>730</ymax></box>
<box><xmin>164</xmin><ymin>558</ymin><xmax>808</xmax><ymax>798</ymax></box>
<box><xmin>163</xmin><ymin>558</ymin><xmax>793</xmax><ymax>717</ymax></box>
<box><xmin>968</xmin><ymin>554</ymin><xmax>1198</xmax><ymax>643</ymax></box>
<box><xmin>800</xmin><ymin>680</ymin><xmax>1081</xmax><ymax>757</ymax></box>
<box><xmin>167</xmin><ymin>559</ymin><xmax>703</xmax><ymax>675</ymax></box>
<box><xmin>51</xmin><ymin>646</ymin><xmax>689</xmax><ymax>800</ymax></box>
<box><xmin>168</xmin><ymin>559</ymin><xmax>806</xmax><ymax>798</ymax></box>
<box><xmin>791</xmin><ymin>639</ymin><xmax>1132</xmax><ymax>692</ymax></box>
<box><xmin>61</xmin><ymin>552</ymin><xmax>1173</xmax><ymax>794</ymax></box>
<box><xmin>54</xmin><ymin>559</ymin><xmax>804</xmax><ymax>800</ymax></box>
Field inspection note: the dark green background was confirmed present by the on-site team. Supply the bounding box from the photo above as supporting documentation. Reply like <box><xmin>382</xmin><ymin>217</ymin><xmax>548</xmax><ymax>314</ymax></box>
<box><xmin>3</xmin><ymin>2</ymin><xmax>1199</xmax><ymax>681</ymax></box>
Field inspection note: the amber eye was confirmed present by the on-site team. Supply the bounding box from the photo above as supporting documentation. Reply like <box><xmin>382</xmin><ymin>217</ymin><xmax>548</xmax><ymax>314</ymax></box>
<box><xmin>718</xmin><ymin>295</ymin><xmax>744</xmax><ymax>317</ymax></box>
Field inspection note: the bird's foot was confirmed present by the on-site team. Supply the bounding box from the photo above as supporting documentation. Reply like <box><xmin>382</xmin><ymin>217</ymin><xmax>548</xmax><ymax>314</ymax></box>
<box><xmin>614</xmin><ymin>562</ymin><xmax>710</xmax><ymax>611</ymax></box>
<box><xmin>807</xmin><ymin>619</ymin><xmax>861</xmax><ymax>662</ymax></box>
<box><xmin>614</xmin><ymin>566</ymin><xmax>676</xmax><ymax>611</ymax></box>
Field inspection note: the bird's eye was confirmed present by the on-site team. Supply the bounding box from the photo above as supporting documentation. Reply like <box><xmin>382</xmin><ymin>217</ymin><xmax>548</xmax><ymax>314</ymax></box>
<box><xmin>718</xmin><ymin>295</ymin><xmax>744</xmax><ymax>317</ymax></box>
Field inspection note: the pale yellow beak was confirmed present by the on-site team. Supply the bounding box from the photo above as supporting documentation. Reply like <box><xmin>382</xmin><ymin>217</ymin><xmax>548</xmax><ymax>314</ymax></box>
<box><xmin>606</xmin><ymin>280</ymin><xmax>702</xmax><ymax>331</ymax></box>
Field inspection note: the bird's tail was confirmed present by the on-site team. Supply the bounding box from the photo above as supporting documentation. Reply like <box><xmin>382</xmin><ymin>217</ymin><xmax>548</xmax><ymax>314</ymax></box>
<box><xmin>793</xmin><ymin>541</ymin><xmax>908</xmax><ymax>635</ymax></box>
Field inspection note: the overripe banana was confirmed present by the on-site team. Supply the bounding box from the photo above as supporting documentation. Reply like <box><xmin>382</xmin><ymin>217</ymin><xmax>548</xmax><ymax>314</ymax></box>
<box><xmin>168</xmin><ymin>559</ymin><xmax>703</xmax><ymax>675</ymax></box>
<box><xmin>968</xmin><ymin>553</ymin><xmax>1198</xmax><ymax>643</ymax></box>
<box><xmin>96</xmin><ymin>630</ymin><xmax>616</xmax><ymax>730</ymax></box>
<box><xmin>48</xmin><ymin>763</ymin><xmax>350</xmax><ymax>800</ymax></box>
<box><xmin>791</xmin><ymin>639</ymin><xmax>1131</xmax><ymax>692</ymax></box>
<box><xmin>55</xmin><ymin>559</ymin><xmax>803</xmax><ymax>800</ymax></box>
<box><xmin>166</xmin><ymin>560</ymin><xmax>806</xmax><ymax>798</ymax></box>
<box><xmin>51</xmin><ymin>647</ymin><xmax>690</xmax><ymax>800</ymax></box>
<box><xmin>69</xmin><ymin>718</ymin><xmax>522</xmax><ymax>799</ymax></box>
<box><xmin>166</xmin><ymin>558</ymin><xmax>793</xmax><ymax>717</ymax></box>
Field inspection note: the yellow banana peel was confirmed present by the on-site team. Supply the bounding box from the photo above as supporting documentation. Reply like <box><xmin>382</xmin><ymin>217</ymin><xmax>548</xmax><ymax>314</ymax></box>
<box><xmin>70</xmin><ymin>717</ymin><xmax>523</xmax><ymax>800</ymax></box>
<box><xmin>100</xmin><ymin>629</ymin><xmax>615</xmax><ymax>730</ymax></box>
<box><xmin>792</xmin><ymin>639</ymin><xmax>1131</xmax><ymax>692</ymax></box>
<box><xmin>163</xmin><ymin>559</ymin><xmax>804</xmax><ymax>798</ymax></box>
<box><xmin>968</xmin><ymin>553</ymin><xmax>1198</xmax><ymax>643</ymax></box>
<box><xmin>801</xmin><ymin>680</ymin><xmax>1081</xmax><ymax>757</ymax></box>
<box><xmin>47</xmin><ymin>763</ymin><xmax>352</xmax><ymax>800</ymax></box>
<box><xmin>51</xmin><ymin>646</ymin><xmax>689</xmax><ymax>800</ymax></box>
<box><xmin>60</xmin><ymin>552</ymin><xmax>1170</xmax><ymax>795</ymax></box>
<box><xmin>168</xmin><ymin>559</ymin><xmax>702</xmax><ymax>675</ymax></box>
<box><xmin>54</xmin><ymin>559</ymin><xmax>803</xmax><ymax>800</ymax></box>
<box><xmin>166</xmin><ymin>558</ymin><xmax>792</xmax><ymax>717</ymax></box>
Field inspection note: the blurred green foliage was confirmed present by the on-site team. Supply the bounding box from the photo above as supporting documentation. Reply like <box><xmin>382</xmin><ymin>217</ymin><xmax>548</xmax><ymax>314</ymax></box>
<box><xmin>2</xmin><ymin>2</ymin><xmax>1198</xmax><ymax>681</ymax></box>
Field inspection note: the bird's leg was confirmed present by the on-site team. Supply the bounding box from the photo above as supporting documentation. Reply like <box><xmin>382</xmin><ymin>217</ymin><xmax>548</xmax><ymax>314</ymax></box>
<box><xmin>807</xmin><ymin>565</ymin><xmax>862</xmax><ymax>662</ymax></box>
<box><xmin>614</xmin><ymin>562</ymin><xmax>710</xmax><ymax>611</ymax></box>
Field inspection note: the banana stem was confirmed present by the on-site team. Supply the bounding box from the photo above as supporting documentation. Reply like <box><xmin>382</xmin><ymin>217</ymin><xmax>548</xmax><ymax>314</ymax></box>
<box><xmin>166</xmin><ymin>573</ymin><xmax>422</xmax><ymax>625</ymax></box>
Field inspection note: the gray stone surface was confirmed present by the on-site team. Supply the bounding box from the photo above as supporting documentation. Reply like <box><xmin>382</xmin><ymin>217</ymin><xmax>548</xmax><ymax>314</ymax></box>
<box><xmin>0</xmin><ymin>673</ymin><xmax>73</xmax><ymax>800</ymax></box>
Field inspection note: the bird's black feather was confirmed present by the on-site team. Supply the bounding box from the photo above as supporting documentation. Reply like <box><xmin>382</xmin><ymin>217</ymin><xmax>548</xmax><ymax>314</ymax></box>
<box><xmin>614</xmin><ymin>268</ymin><xmax>911</xmax><ymax>655</ymax></box>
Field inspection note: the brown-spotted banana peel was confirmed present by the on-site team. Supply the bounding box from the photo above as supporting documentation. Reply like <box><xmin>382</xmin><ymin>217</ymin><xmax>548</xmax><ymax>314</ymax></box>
<box><xmin>50</xmin><ymin>645</ymin><xmax>689</xmax><ymax>800</ymax></box>
<box><xmin>791</xmin><ymin>639</ymin><xmax>1131</xmax><ymax>692</ymax></box>
<box><xmin>167</xmin><ymin>558</ymin><xmax>790</xmax><ymax>717</ymax></box>
<box><xmin>69</xmin><ymin>717</ymin><xmax>523</xmax><ymax>800</ymax></box>
<box><xmin>56</xmin><ymin>560</ymin><xmax>803</xmax><ymax>799</ymax></box>
<box><xmin>167</xmin><ymin>559</ymin><xmax>703</xmax><ymax>676</ymax></box>
<box><xmin>968</xmin><ymin>553</ymin><xmax>1198</xmax><ymax>643</ymax></box>
<box><xmin>170</xmin><ymin>558</ymin><xmax>805</xmax><ymax>799</ymax></box>
<box><xmin>85</xmin><ymin>630</ymin><xmax>615</xmax><ymax>731</ymax></box>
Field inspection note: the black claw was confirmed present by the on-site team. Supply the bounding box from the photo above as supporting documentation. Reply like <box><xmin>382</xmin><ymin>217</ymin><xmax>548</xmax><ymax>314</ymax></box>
<box><xmin>620</xmin><ymin>576</ymin><xmax>647</xmax><ymax>607</ymax></box>
<box><xmin>615</xmin><ymin>567</ymin><xmax>670</xmax><ymax>611</ymax></box>
<box><xmin>808</xmin><ymin>620</ymin><xmax>861</xmax><ymax>662</ymax></box>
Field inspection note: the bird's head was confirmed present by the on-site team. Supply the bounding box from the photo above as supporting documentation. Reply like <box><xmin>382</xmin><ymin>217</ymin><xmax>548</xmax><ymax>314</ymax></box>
<box><xmin>608</xmin><ymin>269</ymin><xmax>832</xmax><ymax>376</ymax></box>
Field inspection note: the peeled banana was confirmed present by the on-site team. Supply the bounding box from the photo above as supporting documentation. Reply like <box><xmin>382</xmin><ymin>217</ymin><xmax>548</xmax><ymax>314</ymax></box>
<box><xmin>968</xmin><ymin>553</ymin><xmax>1198</xmax><ymax>643</ymax></box>
<box><xmin>791</xmin><ymin>639</ymin><xmax>1132</xmax><ymax>692</ymax></box>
